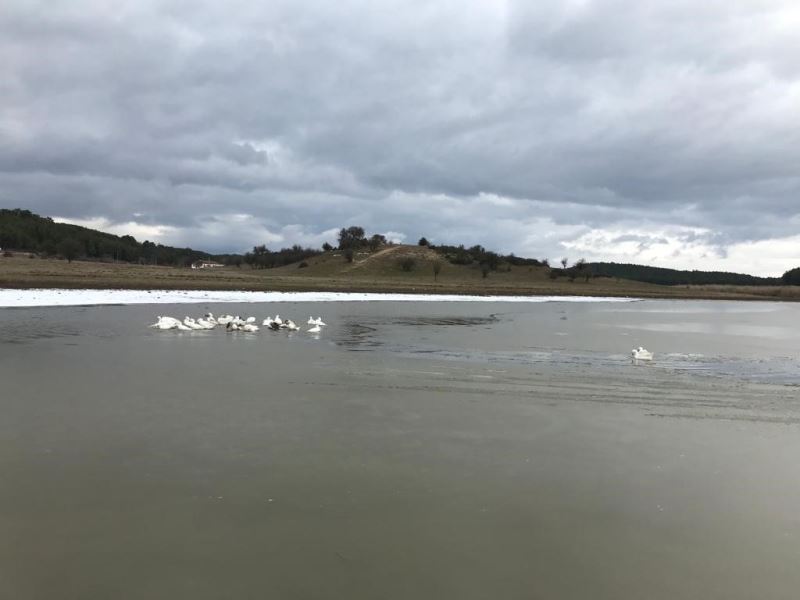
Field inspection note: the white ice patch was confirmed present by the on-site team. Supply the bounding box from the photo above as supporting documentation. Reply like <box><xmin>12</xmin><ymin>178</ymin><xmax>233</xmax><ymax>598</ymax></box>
<box><xmin>0</xmin><ymin>288</ymin><xmax>640</xmax><ymax>308</ymax></box>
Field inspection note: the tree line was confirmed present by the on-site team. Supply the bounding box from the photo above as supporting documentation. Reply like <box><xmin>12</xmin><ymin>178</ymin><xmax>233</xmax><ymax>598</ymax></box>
<box><xmin>243</xmin><ymin>244</ymin><xmax>321</xmax><ymax>269</ymax></box>
<box><xmin>585</xmin><ymin>262</ymin><xmax>782</xmax><ymax>286</ymax></box>
<box><xmin>0</xmin><ymin>209</ymin><xmax>211</xmax><ymax>266</ymax></box>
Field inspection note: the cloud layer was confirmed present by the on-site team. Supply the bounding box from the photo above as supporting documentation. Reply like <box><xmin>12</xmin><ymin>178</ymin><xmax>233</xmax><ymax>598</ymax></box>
<box><xmin>2</xmin><ymin>0</ymin><xmax>799</xmax><ymax>274</ymax></box>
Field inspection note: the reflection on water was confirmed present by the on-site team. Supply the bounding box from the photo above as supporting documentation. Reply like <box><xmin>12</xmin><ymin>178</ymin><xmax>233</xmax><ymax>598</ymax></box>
<box><xmin>618</xmin><ymin>321</ymin><xmax>795</xmax><ymax>339</ymax></box>
<box><xmin>1</xmin><ymin>319</ymin><xmax>82</xmax><ymax>344</ymax></box>
<box><xmin>330</xmin><ymin>307</ymin><xmax>800</xmax><ymax>385</ymax></box>
<box><xmin>390</xmin><ymin>315</ymin><xmax>498</xmax><ymax>327</ymax></box>
<box><xmin>336</xmin><ymin>322</ymin><xmax>381</xmax><ymax>350</ymax></box>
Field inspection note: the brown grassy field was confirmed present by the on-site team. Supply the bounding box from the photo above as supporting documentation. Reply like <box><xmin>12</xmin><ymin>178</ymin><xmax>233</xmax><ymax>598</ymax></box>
<box><xmin>1</xmin><ymin>247</ymin><xmax>798</xmax><ymax>301</ymax></box>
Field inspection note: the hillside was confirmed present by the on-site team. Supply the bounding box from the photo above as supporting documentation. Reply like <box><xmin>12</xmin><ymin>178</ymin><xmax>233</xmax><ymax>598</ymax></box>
<box><xmin>1</xmin><ymin>208</ymin><xmax>798</xmax><ymax>297</ymax></box>
<box><xmin>0</xmin><ymin>208</ymin><xmax>212</xmax><ymax>266</ymax></box>
<box><xmin>4</xmin><ymin>244</ymin><xmax>800</xmax><ymax>301</ymax></box>
<box><xmin>276</xmin><ymin>245</ymin><xmax>444</xmax><ymax>278</ymax></box>
<box><xmin>587</xmin><ymin>261</ymin><xmax>781</xmax><ymax>287</ymax></box>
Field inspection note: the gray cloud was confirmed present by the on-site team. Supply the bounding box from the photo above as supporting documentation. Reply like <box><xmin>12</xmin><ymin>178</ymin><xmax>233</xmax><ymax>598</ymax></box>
<box><xmin>1</xmin><ymin>0</ymin><xmax>799</xmax><ymax>273</ymax></box>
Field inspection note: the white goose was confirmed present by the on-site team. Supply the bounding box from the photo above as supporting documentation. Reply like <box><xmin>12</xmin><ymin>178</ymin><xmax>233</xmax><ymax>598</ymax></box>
<box><xmin>284</xmin><ymin>319</ymin><xmax>300</xmax><ymax>331</ymax></box>
<box><xmin>183</xmin><ymin>317</ymin><xmax>204</xmax><ymax>330</ymax></box>
<box><xmin>307</xmin><ymin>323</ymin><xmax>321</xmax><ymax>333</ymax></box>
<box><xmin>149</xmin><ymin>316</ymin><xmax>181</xmax><ymax>329</ymax></box>
<box><xmin>196</xmin><ymin>317</ymin><xmax>216</xmax><ymax>329</ymax></box>
<box><xmin>631</xmin><ymin>346</ymin><xmax>653</xmax><ymax>361</ymax></box>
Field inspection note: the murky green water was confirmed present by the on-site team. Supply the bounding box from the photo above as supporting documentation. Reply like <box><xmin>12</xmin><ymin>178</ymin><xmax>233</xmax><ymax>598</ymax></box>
<box><xmin>1</xmin><ymin>299</ymin><xmax>799</xmax><ymax>599</ymax></box>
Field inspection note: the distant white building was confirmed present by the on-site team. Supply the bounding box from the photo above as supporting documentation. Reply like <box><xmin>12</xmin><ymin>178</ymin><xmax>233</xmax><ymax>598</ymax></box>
<box><xmin>191</xmin><ymin>260</ymin><xmax>225</xmax><ymax>269</ymax></box>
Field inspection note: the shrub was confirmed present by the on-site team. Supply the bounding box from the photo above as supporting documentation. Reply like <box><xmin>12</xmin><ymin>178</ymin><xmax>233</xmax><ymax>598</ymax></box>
<box><xmin>298</xmin><ymin>261</ymin><xmax>309</xmax><ymax>268</ymax></box>
<box><xmin>418</xmin><ymin>237</ymin><xmax>429</xmax><ymax>246</ymax></box>
<box><xmin>369</xmin><ymin>234</ymin><xmax>387</xmax><ymax>251</ymax></box>
<box><xmin>2</xmin><ymin>250</ymin><xmax>11</xmax><ymax>257</ymax></box>
<box><xmin>433</xmin><ymin>260</ymin><xmax>442</xmax><ymax>281</ymax></box>
<box><xmin>344</xmin><ymin>249</ymin><xmax>354</xmax><ymax>263</ymax></box>
<box><xmin>399</xmin><ymin>257</ymin><xmax>416</xmax><ymax>272</ymax></box>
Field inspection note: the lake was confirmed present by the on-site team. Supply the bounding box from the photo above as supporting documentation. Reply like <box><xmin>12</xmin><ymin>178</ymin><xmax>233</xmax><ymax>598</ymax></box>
<box><xmin>1</xmin><ymin>297</ymin><xmax>799</xmax><ymax>599</ymax></box>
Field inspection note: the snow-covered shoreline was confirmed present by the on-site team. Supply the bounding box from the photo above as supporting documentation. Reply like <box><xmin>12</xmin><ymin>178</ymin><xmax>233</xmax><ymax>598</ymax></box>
<box><xmin>0</xmin><ymin>288</ymin><xmax>640</xmax><ymax>308</ymax></box>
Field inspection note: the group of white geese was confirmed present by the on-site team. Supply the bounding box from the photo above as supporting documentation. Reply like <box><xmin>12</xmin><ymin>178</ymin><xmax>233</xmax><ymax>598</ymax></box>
<box><xmin>149</xmin><ymin>312</ymin><xmax>655</xmax><ymax>361</ymax></box>
<box><xmin>149</xmin><ymin>313</ymin><xmax>327</xmax><ymax>333</ymax></box>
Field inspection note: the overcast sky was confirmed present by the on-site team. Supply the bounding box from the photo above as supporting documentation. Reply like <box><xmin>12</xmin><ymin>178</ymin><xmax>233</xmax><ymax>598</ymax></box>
<box><xmin>2</xmin><ymin>1</ymin><xmax>799</xmax><ymax>274</ymax></box>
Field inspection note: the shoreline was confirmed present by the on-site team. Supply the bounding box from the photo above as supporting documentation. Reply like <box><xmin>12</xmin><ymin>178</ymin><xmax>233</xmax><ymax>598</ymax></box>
<box><xmin>0</xmin><ymin>287</ymin><xmax>641</xmax><ymax>308</ymax></box>
<box><xmin>1</xmin><ymin>280</ymin><xmax>798</xmax><ymax>305</ymax></box>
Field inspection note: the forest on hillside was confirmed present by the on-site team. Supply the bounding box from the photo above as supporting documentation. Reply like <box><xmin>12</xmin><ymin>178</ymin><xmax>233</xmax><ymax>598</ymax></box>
<box><xmin>585</xmin><ymin>262</ymin><xmax>782</xmax><ymax>286</ymax></box>
<box><xmin>0</xmin><ymin>209</ymin><xmax>211</xmax><ymax>266</ymax></box>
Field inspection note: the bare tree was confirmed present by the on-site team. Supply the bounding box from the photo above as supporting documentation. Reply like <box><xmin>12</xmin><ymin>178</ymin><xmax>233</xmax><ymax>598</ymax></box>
<box><xmin>575</xmin><ymin>258</ymin><xmax>589</xmax><ymax>282</ymax></box>
<box><xmin>433</xmin><ymin>260</ymin><xmax>442</xmax><ymax>281</ymax></box>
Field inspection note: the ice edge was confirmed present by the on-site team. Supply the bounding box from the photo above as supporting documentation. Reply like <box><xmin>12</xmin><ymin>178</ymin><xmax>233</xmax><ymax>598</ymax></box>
<box><xmin>0</xmin><ymin>288</ymin><xmax>640</xmax><ymax>308</ymax></box>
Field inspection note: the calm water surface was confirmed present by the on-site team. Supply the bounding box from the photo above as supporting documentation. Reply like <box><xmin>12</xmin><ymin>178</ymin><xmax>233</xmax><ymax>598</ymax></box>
<box><xmin>1</xmin><ymin>299</ymin><xmax>799</xmax><ymax>599</ymax></box>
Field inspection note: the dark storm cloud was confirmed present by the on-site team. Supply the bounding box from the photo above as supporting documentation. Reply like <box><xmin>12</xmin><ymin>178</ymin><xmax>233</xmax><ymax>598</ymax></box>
<box><xmin>1</xmin><ymin>0</ymin><xmax>798</xmax><ymax>273</ymax></box>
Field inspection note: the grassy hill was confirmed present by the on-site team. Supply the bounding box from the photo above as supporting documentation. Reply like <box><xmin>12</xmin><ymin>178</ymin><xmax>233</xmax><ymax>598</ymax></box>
<box><xmin>4</xmin><ymin>244</ymin><xmax>800</xmax><ymax>301</ymax></box>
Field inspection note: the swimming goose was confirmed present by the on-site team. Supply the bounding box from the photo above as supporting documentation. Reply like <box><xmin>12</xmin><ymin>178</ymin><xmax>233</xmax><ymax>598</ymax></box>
<box><xmin>242</xmin><ymin>323</ymin><xmax>260</xmax><ymax>332</ymax></box>
<box><xmin>273</xmin><ymin>315</ymin><xmax>283</xmax><ymax>327</ymax></box>
<box><xmin>314</xmin><ymin>317</ymin><xmax>327</xmax><ymax>327</ymax></box>
<box><xmin>245</xmin><ymin>316</ymin><xmax>256</xmax><ymax>324</ymax></box>
<box><xmin>307</xmin><ymin>324</ymin><xmax>321</xmax><ymax>333</ymax></box>
<box><xmin>631</xmin><ymin>347</ymin><xmax>653</xmax><ymax>361</ymax></box>
<box><xmin>150</xmin><ymin>316</ymin><xmax>181</xmax><ymax>329</ymax></box>
<box><xmin>196</xmin><ymin>317</ymin><xmax>215</xmax><ymax>329</ymax></box>
<box><xmin>183</xmin><ymin>317</ymin><xmax>204</xmax><ymax>330</ymax></box>
<box><xmin>284</xmin><ymin>319</ymin><xmax>300</xmax><ymax>331</ymax></box>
